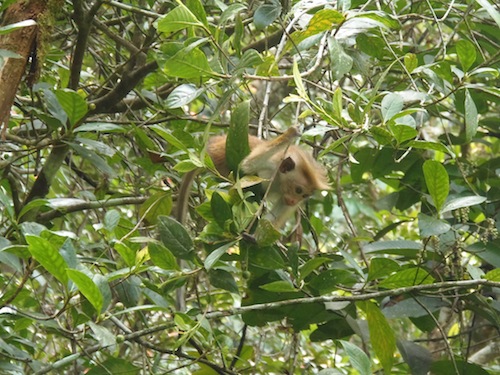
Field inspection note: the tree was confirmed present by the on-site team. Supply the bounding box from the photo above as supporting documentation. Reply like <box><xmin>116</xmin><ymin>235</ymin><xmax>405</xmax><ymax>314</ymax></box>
<box><xmin>0</xmin><ymin>0</ymin><xmax>499</xmax><ymax>374</ymax></box>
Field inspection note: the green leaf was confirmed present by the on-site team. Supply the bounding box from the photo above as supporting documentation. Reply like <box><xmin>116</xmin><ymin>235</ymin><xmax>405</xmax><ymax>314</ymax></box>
<box><xmin>293</xmin><ymin>59</ymin><xmax>307</xmax><ymax>98</ymax></box>
<box><xmin>165</xmin><ymin>84</ymin><xmax>204</xmax><ymax>109</ymax></box>
<box><xmin>370</xmin><ymin>127</ymin><xmax>393</xmax><ymax>145</ymax></box>
<box><xmin>234</xmin><ymin>49</ymin><xmax>264</xmax><ymax>73</ymax></box>
<box><xmin>157</xmin><ymin>4</ymin><xmax>205</xmax><ymax>34</ymax></box>
<box><xmin>210</xmin><ymin>192</ymin><xmax>233</xmax><ymax>229</ymax></box>
<box><xmin>404</xmin><ymin>53</ymin><xmax>418</xmax><ymax>73</ymax></box>
<box><xmin>148</xmin><ymin>242</ymin><xmax>180</xmax><ymax>271</ymax></box>
<box><xmin>204</xmin><ymin>241</ymin><xmax>236</xmax><ymax>270</ymax></box>
<box><xmin>68</xmin><ymin>142</ymin><xmax>117</xmax><ymax>178</ymax></box>
<box><xmin>174</xmin><ymin>160</ymin><xmax>200</xmax><ymax>173</ymax></box>
<box><xmin>164</xmin><ymin>45</ymin><xmax>214</xmax><ymax>79</ymax></box>
<box><xmin>378</xmin><ymin>268</ymin><xmax>435</xmax><ymax>289</ymax></box>
<box><xmin>364</xmin><ymin>240</ymin><xmax>422</xmax><ymax>253</ymax></box>
<box><xmin>308</xmin><ymin>269</ymin><xmax>357</xmax><ymax>294</ymax></box>
<box><xmin>0</xmin><ymin>48</ymin><xmax>21</xmax><ymax>60</ymax></box>
<box><xmin>340</xmin><ymin>340</ymin><xmax>371</xmax><ymax>375</ymax></box>
<box><xmin>114</xmin><ymin>242</ymin><xmax>136</xmax><ymax>267</ymax></box>
<box><xmin>18</xmin><ymin>199</ymin><xmax>49</xmax><ymax>221</ymax></box>
<box><xmin>254</xmin><ymin>0</ymin><xmax>282</xmax><ymax>30</ymax></box>
<box><xmin>367</xmin><ymin>258</ymin><xmax>400</xmax><ymax>281</ymax></box>
<box><xmin>86</xmin><ymin>357</ymin><xmax>140</xmax><ymax>375</ymax></box>
<box><xmin>359</xmin><ymin>301</ymin><xmax>396</xmax><ymax>374</ymax></box>
<box><xmin>418</xmin><ymin>213</ymin><xmax>451</xmax><ymax>237</ymax></box>
<box><xmin>104</xmin><ymin>210</ymin><xmax>120</xmax><ymax>232</ymax></box>
<box><xmin>441</xmin><ymin>195</ymin><xmax>487</xmax><ymax>213</ymax></box>
<box><xmin>397</xmin><ymin>340</ymin><xmax>432</xmax><ymax>375</ymax></box>
<box><xmin>389</xmin><ymin>124</ymin><xmax>417</xmax><ymax>143</ymax></box>
<box><xmin>157</xmin><ymin>216</ymin><xmax>194</xmax><ymax>260</ymax></box>
<box><xmin>226</xmin><ymin>101</ymin><xmax>250</xmax><ymax>173</ymax></box>
<box><xmin>299</xmin><ymin>257</ymin><xmax>330</xmax><ymax>281</ymax></box>
<box><xmin>208</xmin><ymin>269</ymin><xmax>239</xmax><ymax>294</ymax></box>
<box><xmin>456</xmin><ymin>39</ymin><xmax>476</xmax><ymax>72</ymax></box>
<box><xmin>464</xmin><ymin>89</ymin><xmax>478</xmax><ymax>142</ymax></box>
<box><xmin>475</xmin><ymin>0</ymin><xmax>500</xmax><ymax>28</ymax></box>
<box><xmin>356</xmin><ymin>34</ymin><xmax>386</xmax><ymax>59</ymax></box>
<box><xmin>0</xmin><ymin>20</ymin><xmax>36</xmax><ymax>35</ymax></box>
<box><xmin>307</xmin><ymin>9</ymin><xmax>345</xmax><ymax>34</ymax></box>
<box><xmin>329</xmin><ymin>37</ymin><xmax>353</xmax><ymax>79</ymax></box>
<box><xmin>484</xmin><ymin>268</ymin><xmax>500</xmax><ymax>281</ymax></box>
<box><xmin>355</xmin><ymin>11</ymin><xmax>400</xmax><ymax>30</ymax></box>
<box><xmin>74</xmin><ymin>122</ymin><xmax>126</xmax><ymax>133</ymax></box>
<box><xmin>254</xmin><ymin>219</ymin><xmax>282</xmax><ymax>247</ymax></box>
<box><xmin>55</xmin><ymin>89</ymin><xmax>88</xmax><ymax>126</ymax></box>
<box><xmin>26</xmin><ymin>235</ymin><xmax>68</xmax><ymax>285</ymax></box>
<box><xmin>150</xmin><ymin>125</ymin><xmax>188</xmax><ymax>152</ymax></box>
<box><xmin>139</xmin><ymin>191</ymin><xmax>173</xmax><ymax>225</ymax></box>
<box><xmin>431</xmin><ymin>359</ymin><xmax>490</xmax><ymax>375</ymax></box>
<box><xmin>381</xmin><ymin>93</ymin><xmax>404</xmax><ymax>123</ymax></box>
<box><xmin>186</xmin><ymin>0</ymin><xmax>208</xmax><ymax>27</ymax></box>
<box><xmin>260</xmin><ymin>280</ymin><xmax>298</xmax><ymax>292</ymax></box>
<box><xmin>67</xmin><ymin>269</ymin><xmax>103</xmax><ymax>313</ymax></box>
<box><xmin>422</xmin><ymin>160</ymin><xmax>449</xmax><ymax>213</ymax></box>
<box><xmin>405</xmin><ymin>140</ymin><xmax>453</xmax><ymax>155</ymax></box>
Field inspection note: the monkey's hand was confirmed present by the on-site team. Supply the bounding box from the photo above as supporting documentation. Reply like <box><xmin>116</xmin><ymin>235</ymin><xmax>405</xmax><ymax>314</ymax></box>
<box><xmin>270</xmin><ymin>126</ymin><xmax>301</xmax><ymax>147</ymax></box>
<box><xmin>283</xmin><ymin>126</ymin><xmax>301</xmax><ymax>140</ymax></box>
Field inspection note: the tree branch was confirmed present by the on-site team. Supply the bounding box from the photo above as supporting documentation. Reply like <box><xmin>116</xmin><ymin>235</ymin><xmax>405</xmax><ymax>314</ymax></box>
<box><xmin>36</xmin><ymin>196</ymin><xmax>148</xmax><ymax>221</ymax></box>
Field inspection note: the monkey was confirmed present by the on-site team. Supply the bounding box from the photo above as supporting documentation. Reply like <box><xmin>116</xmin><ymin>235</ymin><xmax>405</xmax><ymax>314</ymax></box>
<box><xmin>172</xmin><ymin>127</ymin><xmax>328</xmax><ymax>310</ymax></box>
<box><xmin>205</xmin><ymin>127</ymin><xmax>330</xmax><ymax>228</ymax></box>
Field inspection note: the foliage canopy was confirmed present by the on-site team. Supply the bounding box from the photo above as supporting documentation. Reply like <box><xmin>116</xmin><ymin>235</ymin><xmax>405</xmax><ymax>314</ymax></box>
<box><xmin>0</xmin><ymin>0</ymin><xmax>499</xmax><ymax>374</ymax></box>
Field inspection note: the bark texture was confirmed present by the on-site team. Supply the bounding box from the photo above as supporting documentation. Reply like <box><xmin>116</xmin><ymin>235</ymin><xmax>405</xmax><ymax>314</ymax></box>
<box><xmin>0</xmin><ymin>0</ymin><xmax>48</xmax><ymax>138</ymax></box>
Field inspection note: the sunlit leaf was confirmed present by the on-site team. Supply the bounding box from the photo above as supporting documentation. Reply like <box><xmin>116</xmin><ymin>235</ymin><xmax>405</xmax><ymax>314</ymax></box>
<box><xmin>307</xmin><ymin>9</ymin><xmax>344</xmax><ymax>34</ymax></box>
<box><xmin>422</xmin><ymin>160</ymin><xmax>449</xmax><ymax>213</ymax></box>
<box><xmin>157</xmin><ymin>4</ymin><xmax>205</xmax><ymax>34</ymax></box>
<box><xmin>456</xmin><ymin>39</ymin><xmax>476</xmax><ymax>72</ymax></box>
<box><xmin>148</xmin><ymin>242</ymin><xmax>180</xmax><ymax>271</ymax></box>
<box><xmin>484</xmin><ymin>268</ymin><xmax>500</xmax><ymax>281</ymax></box>
<box><xmin>55</xmin><ymin>89</ymin><xmax>88</xmax><ymax>126</ymax></box>
<box><xmin>260</xmin><ymin>280</ymin><xmax>298</xmax><ymax>292</ymax></box>
<box><xmin>359</xmin><ymin>301</ymin><xmax>396</xmax><ymax>374</ymax></box>
<box><xmin>404</xmin><ymin>53</ymin><xmax>418</xmax><ymax>73</ymax></box>
<box><xmin>26</xmin><ymin>235</ymin><xmax>68</xmax><ymax>286</ymax></box>
<box><xmin>67</xmin><ymin>269</ymin><xmax>103</xmax><ymax>313</ymax></box>
<box><xmin>164</xmin><ymin>46</ymin><xmax>214</xmax><ymax>79</ymax></box>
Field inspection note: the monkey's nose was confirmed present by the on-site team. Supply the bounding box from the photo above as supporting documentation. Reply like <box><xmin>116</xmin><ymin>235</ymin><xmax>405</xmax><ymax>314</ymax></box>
<box><xmin>284</xmin><ymin>196</ymin><xmax>297</xmax><ymax>206</ymax></box>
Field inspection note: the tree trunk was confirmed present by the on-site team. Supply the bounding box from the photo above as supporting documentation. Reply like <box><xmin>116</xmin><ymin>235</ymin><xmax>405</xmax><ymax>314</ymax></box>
<box><xmin>0</xmin><ymin>0</ymin><xmax>48</xmax><ymax>138</ymax></box>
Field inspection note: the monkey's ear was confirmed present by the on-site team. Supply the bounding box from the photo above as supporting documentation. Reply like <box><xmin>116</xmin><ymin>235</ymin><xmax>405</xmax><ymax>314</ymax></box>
<box><xmin>279</xmin><ymin>157</ymin><xmax>296</xmax><ymax>173</ymax></box>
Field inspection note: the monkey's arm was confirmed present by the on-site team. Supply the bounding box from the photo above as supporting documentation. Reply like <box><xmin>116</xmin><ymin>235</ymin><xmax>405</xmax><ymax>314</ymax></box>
<box><xmin>240</xmin><ymin>127</ymin><xmax>300</xmax><ymax>175</ymax></box>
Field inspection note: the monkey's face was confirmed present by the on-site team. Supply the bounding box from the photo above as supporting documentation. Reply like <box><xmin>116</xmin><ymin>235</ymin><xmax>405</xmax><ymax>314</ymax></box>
<box><xmin>280</xmin><ymin>174</ymin><xmax>314</xmax><ymax>206</ymax></box>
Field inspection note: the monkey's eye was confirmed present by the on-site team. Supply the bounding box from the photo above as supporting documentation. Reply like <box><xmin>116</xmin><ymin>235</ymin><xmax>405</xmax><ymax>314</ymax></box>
<box><xmin>295</xmin><ymin>186</ymin><xmax>303</xmax><ymax>195</ymax></box>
